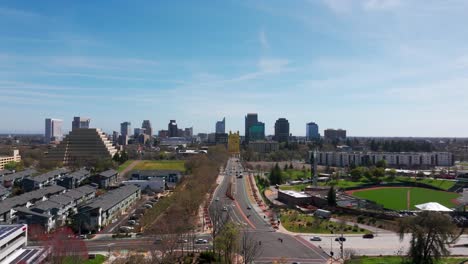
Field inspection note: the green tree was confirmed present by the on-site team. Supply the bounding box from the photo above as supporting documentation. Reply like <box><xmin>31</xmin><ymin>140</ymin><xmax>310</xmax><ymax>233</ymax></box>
<box><xmin>398</xmin><ymin>211</ymin><xmax>459</xmax><ymax>264</ymax></box>
<box><xmin>350</xmin><ymin>167</ymin><xmax>363</xmax><ymax>181</ymax></box>
<box><xmin>283</xmin><ymin>163</ymin><xmax>288</xmax><ymax>171</ymax></box>
<box><xmin>289</xmin><ymin>163</ymin><xmax>293</xmax><ymax>169</ymax></box>
<box><xmin>375</xmin><ymin>159</ymin><xmax>387</xmax><ymax>168</ymax></box>
<box><xmin>215</xmin><ymin>221</ymin><xmax>239</xmax><ymax>264</ymax></box>
<box><xmin>327</xmin><ymin>186</ymin><xmax>337</xmax><ymax>206</ymax></box>
<box><xmin>387</xmin><ymin>169</ymin><xmax>397</xmax><ymax>180</ymax></box>
<box><xmin>4</xmin><ymin>161</ymin><xmax>19</xmax><ymax>171</ymax></box>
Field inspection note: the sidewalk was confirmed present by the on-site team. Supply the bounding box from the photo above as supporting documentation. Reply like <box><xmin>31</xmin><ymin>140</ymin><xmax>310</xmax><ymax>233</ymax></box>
<box><xmin>329</xmin><ymin>218</ymin><xmax>392</xmax><ymax>234</ymax></box>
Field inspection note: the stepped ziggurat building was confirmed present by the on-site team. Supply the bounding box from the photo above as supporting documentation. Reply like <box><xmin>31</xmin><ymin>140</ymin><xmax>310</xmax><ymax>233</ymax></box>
<box><xmin>47</xmin><ymin>128</ymin><xmax>118</xmax><ymax>165</ymax></box>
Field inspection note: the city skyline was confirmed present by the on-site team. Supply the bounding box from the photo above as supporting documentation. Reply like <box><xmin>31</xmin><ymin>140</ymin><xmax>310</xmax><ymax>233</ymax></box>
<box><xmin>1</xmin><ymin>1</ymin><xmax>468</xmax><ymax>137</ymax></box>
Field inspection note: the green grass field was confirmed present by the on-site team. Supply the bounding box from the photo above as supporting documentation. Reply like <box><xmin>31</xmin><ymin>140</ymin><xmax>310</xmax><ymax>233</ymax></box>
<box><xmin>64</xmin><ymin>255</ymin><xmax>106</xmax><ymax>264</ymax></box>
<box><xmin>396</xmin><ymin>177</ymin><xmax>456</xmax><ymax>191</ymax></box>
<box><xmin>280</xmin><ymin>210</ymin><xmax>370</xmax><ymax>234</ymax></box>
<box><xmin>351</xmin><ymin>187</ymin><xmax>460</xmax><ymax>210</ymax></box>
<box><xmin>133</xmin><ymin>160</ymin><xmax>185</xmax><ymax>171</ymax></box>
<box><xmin>117</xmin><ymin>160</ymin><xmax>135</xmax><ymax>172</ymax></box>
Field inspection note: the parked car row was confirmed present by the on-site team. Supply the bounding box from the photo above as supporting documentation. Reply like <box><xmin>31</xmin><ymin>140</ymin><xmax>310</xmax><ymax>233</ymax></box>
<box><xmin>119</xmin><ymin>196</ymin><xmax>159</xmax><ymax>233</ymax></box>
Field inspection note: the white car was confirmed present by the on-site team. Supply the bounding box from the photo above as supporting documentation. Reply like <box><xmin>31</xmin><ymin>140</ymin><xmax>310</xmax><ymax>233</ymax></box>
<box><xmin>310</xmin><ymin>236</ymin><xmax>321</xmax><ymax>241</ymax></box>
<box><xmin>195</xmin><ymin>238</ymin><xmax>208</xmax><ymax>244</ymax></box>
<box><xmin>222</xmin><ymin>206</ymin><xmax>228</xmax><ymax>211</ymax></box>
<box><xmin>215</xmin><ymin>197</ymin><xmax>220</xmax><ymax>201</ymax></box>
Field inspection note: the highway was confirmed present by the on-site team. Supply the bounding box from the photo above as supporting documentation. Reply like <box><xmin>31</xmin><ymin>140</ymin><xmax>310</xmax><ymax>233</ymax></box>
<box><xmin>210</xmin><ymin>157</ymin><xmax>329</xmax><ymax>264</ymax></box>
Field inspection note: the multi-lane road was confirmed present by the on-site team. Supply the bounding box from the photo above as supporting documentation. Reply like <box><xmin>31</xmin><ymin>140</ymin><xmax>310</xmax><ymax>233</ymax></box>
<box><xmin>210</xmin><ymin>157</ymin><xmax>329</xmax><ymax>264</ymax></box>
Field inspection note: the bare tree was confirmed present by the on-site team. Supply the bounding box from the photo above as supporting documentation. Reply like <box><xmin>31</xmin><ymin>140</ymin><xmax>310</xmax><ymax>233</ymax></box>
<box><xmin>210</xmin><ymin>202</ymin><xmax>230</xmax><ymax>257</ymax></box>
<box><xmin>240</xmin><ymin>229</ymin><xmax>263</xmax><ymax>264</ymax></box>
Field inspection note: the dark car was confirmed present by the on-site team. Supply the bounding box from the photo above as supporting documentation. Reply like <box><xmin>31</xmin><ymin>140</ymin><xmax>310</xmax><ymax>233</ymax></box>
<box><xmin>363</xmin><ymin>234</ymin><xmax>374</xmax><ymax>239</ymax></box>
<box><xmin>335</xmin><ymin>237</ymin><xmax>346</xmax><ymax>242</ymax></box>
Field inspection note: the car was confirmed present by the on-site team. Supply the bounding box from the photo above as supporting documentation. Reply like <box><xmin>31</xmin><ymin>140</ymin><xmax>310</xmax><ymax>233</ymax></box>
<box><xmin>247</xmin><ymin>205</ymin><xmax>251</xmax><ymax>210</ymax></box>
<box><xmin>128</xmin><ymin>220</ymin><xmax>137</xmax><ymax>226</ymax></box>
<box><xmin>119</xmin><ymin>226</ymin><xmax>134</xmax><ymax>232</ymax></box>
<box><xmin>143</xmin><ymin>204</ymin><xmax>153</xmax><ymax>209</ymax></box>
<box><xmin>222</xmin><ymin>206</ymin><xmax>228</xmax><ymax>211</ymax></box>
<box><xmin>177</xmin><ymin>239</ymin><xmax>188</xmax><ymax>243</ymax></box>
<box><xmin>149</xmin><ymin>198</ymin><xmax>158</xmax><ymax>203</ymax></box>
<box><xmin>154</xmin><ymin>238</ymin><xmax>163</xmax><ymax>244</ymax></box>
<box><xmin>195</xmin><ymin>238</ymin><xmax>208</xmax><ymax>244</ymax></box>
<box><xmin>310</xmin><ymin>236</ymin><xmax>322</xmax><ymax>241</ymax></box>
<box><xmin>215</xmin><ymin>197</ymin><xmax>220</xmax><ymax>201</ymax></box>
<box><xmin>335</xmin><ymin>237</ymin><xmax>346</xmax><ymax>242</ymax></box>
<box><xmin>363</xmin><ymin>234</ymin><xmax>374</xmax><ymax>239</ymax></box>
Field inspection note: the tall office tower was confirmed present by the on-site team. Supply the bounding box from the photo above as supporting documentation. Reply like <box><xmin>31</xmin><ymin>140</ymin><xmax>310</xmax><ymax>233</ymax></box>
<box><xmin>45</xmin><ymin>118</ymin><xmax>63</xmax><ymax>143</ymax></box>
<box><xmin>306</xmin><ymin>122</ymin><xmax>320</xmax><ymax>140</ymax></box>
<box><xmin>72</xmin><ymin>117</ymin><xmax>90</xmax><ymax>130</ymax></box>
<box><xmin>274</xmin><ymin>118</ymin><xmax>290</xmax><ymax>143</ymax></box>
<box><xmin>120</xmin><ymin>122</ymin><xmax>131</xmax><ymax>145</ymax></box>
<box><xmin>120</xmin><ymin>122</ymin><xmax>131</xmax><ymax>137</ymax></box>
<box><xmin>215</xmin><ymin>117</ymin><xmax>226</xmax><ymax>134</ymax></box>
<box><xmin>244</xmin><ymin>113</ymin><xmax>258</xmax><ymax>143</ymax></box>
<box><xmin>184</xmin><ymin>127</ymin><xmax>193</xmax><ymax>138</ymax></box>
<box><xmin>168</xmin><ymin>120</ymin><xmax>178</xmax><ymax>137</ymax></box>
<box><xmin>134</xmin><ymin>128</ymin><xmax>145</xmax><ymax>137</ymax></box>
<box><xmin>112</xmin><ymin>131</ymin><xmax>120</xmax><ymax>145</ymax></box>
<box><xmin>249</xmin><ymin>122</ymin><xmax>265</xmax><ymax>142</ymax></box>
<box><xmin>142</xmin><ymin>120</ymin><xmax>153</xmax><ymax>136</ymax></box>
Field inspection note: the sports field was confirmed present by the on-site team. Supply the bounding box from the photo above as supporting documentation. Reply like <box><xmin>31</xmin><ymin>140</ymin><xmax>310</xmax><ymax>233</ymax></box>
<box><xmin>349</xmin><ymin>187</ymin><xmax>460</xmax><ymax>210</ymax></box>
<box><xmin>133</xmin><ymin>160</ymin><xmax>185</xmax><ymax>171</ymax></box>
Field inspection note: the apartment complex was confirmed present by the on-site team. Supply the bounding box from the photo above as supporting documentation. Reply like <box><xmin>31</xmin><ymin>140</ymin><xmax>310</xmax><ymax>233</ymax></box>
<box><xmin>75</xmin><ymin>185</ymin><xmax>140</xmax><ymax>232</ymax></box>
<box><xmin>317</xmin><ymin>151</ymin><xmax>454</xmax><ymax>167</ymax></box>
<box><xmin>44</xmin><ymin>118</ymin><xmax>63</xmax><ymax>144</ymax></box>
<box><xmin>0</xmin><ymin>150</ymin><xmax>21</xmax><ymax>170</ymax></box>
<box><xmin>248</xmin><ymin>141</ymin><xmax>279</xmax><ymax>154</ymax></box>
<box><xmin>324</xmin><ymin>129</ymin><xmax>347</xmax><ymax>140</ymax></box>
<box><xmin>47</xmin><ymin>128</ymin><xmax>118</xmax><ymax>165</ymax></box>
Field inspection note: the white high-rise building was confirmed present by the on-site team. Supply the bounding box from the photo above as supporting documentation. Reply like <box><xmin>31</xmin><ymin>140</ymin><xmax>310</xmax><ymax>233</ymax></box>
<box><xmin>45</xmin><ymin>118</ymin><xmax>63</xmax><ymax>144</ymax></box>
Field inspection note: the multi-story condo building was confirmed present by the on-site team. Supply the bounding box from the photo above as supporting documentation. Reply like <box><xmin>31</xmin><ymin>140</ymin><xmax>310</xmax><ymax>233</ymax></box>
<box><xmin>274</xmin><ymin>118</ymin><xmax>290</xmax><ymax>143</ymax></box>
<box><xmin>71</xmin><ymin>117</ymin><xmax>90</xmax><ymax>130</ymax></box>
<box><xmin>0</xmin><ymin>150</ymin><xmax>21</xmax><ymax>170</ymax></box>
<box><xmin>317</xmin><ymin>151</ymin><xmax>454</xmax><ymax>167</ymax></box>
<box><xmin>46</xmin><ymin>128</ymin><xmax>118</xmax><ymax>165</ymax></box>
<box><xmin>216</xmin><ymin>117</ymin><xmax>226</xmax><ymax>134</ymax></box>
<box><xmin>248</xmin><ymin>141</ymin><xmax>279</xmax><ymax>154</ymax></box>
<box><xmin>44</xmin><ymin>118</ymin><xmax>63</xmax><ymax>144</ymax></box>
<box><xmin>75</xmin><ymin>185</ymin><xmax>140</xmax><ymax>232</ymax></box>
<box><xmin>324</xmin><ymin>128</ymin><xmax>347</xmax><ymax>140</ymax></box>
<box><xmin>306</xmin><ymin>122</ymin><xmax>320</xmax><ymax>140</ymax></box>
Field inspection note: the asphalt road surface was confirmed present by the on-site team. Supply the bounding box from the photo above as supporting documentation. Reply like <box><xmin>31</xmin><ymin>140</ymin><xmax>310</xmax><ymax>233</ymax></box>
<box><xmin>210</xmin><ymin>158</ymin><xmax>329</xmax><ymax>264</ymax></box>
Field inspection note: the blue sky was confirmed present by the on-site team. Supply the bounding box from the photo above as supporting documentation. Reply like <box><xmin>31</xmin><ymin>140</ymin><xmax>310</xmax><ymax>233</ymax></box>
<box><xmin>1</xmin><ymin>0</ymin><xmax>468</xmax><ymax>137</ymax></box>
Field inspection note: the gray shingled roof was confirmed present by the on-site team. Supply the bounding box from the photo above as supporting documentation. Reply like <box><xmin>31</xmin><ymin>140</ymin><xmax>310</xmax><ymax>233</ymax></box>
<box><xmin>14</xmin><ymin>207</ymin><xmax>50</xmax><ymax>219</ymax></box>
<box><xmin>66</xmin><ymin>168</ymin><xmax>90</xmax><ymax>180</ymax></box>
<box><xmin>29</xmin><ymin>168</ymin><xmax>69</xmax><ymax>183</ymax></box>
<box><xmin>0</xmin><ymin>185</ymin><xmax>66</xmax><ymax>215</ymax></box>
<box><xmin>31</xmin><ymin>200</ymin><xmax>61</xmax><ymax>213</ymax></box>
<box><xmin>99</xmin><ymin>169</ymin><xmax>118</xmax><ymax>178</ymax></box>
<box><xmin>82</xmin><ymin>185</ymin><xmax>139</xmax><ymax>211</ymax></box>
<box><xmin>48</xmin><ymin>194</ymin><xmax>74</xmax><ymax>206</ymax></box>
<box><xmin>2</xmin><ymin>169</ymin><xmax>37</xmax><ymax>182</ymax></box>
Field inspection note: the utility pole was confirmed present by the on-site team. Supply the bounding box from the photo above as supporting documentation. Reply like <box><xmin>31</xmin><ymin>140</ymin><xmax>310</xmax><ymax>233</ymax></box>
<box><xmin>310</xmin><ymin>149</ymin><xmax>318</xmax><ymax>187</ymax></box>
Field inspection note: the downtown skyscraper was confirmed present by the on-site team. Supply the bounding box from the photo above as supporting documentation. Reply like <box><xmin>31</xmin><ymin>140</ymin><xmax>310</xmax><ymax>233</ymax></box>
<box><xmin>45</xmin><ymin>118</ymin><xmax>63</xmax><ymax>144</ymax></box>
